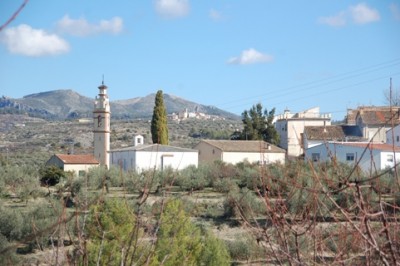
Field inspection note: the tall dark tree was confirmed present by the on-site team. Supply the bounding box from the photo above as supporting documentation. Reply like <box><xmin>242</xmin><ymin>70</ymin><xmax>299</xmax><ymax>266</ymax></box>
<box><xmin>151</xmin><ymin>90</ymin><xmax>169</xmax><ymax>144</ymax></box>
<box><xmin>233</xmin><ymin>103</ymin><xmax>280</xmax><ymax>145</ymax></box>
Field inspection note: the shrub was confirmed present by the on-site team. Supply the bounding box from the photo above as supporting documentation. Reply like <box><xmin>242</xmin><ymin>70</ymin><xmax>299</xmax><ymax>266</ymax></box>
<box><xmin>176</xmin><ymin>169</ymin><xmax>209</xmax><ymax>192</ymax></box>
<box><xmin>152</xmin><ymin>199</ymin><xmax>203</xmax><ymax>265</ymax></box>
<box><xmin>0</xmin><ymin>233</ymin><xmax>19</xmax><ymax>265</ymax></box>
<box><xmin>84</xmin><ymin>198</ymin><xmax>142</xmax><ymax>265</ymax></box>
<box><xmin>39</xmin><ymin>166</ymin><xmax>65</xmax><ymax>186</ymax></box>
<box><xmin>227</xmin><ymin>239</ymin><xmax>251</xmax><ymax>261</ymax></box>
<box><xmin>200</xmin><ymin>231</ymin><xmax>231</xmax><ymax>266</ymax></box>
<box><xmin>86</xmin><ymin>166</ymin><xmax>107</xmax><ymax>189</ymax></box>
<box><xmin>237</xmin><ymin>165</ymin><xmax>260</xmax><ymax>190</ymax></box>
<box><xmin>155</xmin><ymin>167</ymin><xmax>177</xmax><ymax>187</ymax></box>
<box><xmin>213</xmin><ymin>177</ymin><xmax>237</xmax><ymax>193</ymax></box>
<box><xmin>223</xmin><ymin>187</ymin><xmax>266</xmax><ymax>219</ymax></box>
<box><xmin>0</xmin><ymin>206</ymin><xmax>24</xmax><ymax>241</ymax></box>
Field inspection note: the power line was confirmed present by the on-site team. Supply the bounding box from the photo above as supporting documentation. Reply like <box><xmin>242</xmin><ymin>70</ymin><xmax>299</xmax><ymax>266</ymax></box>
<box><xmin>263</xmin><ymin>72</ymin><xmax>400</xmax><ymax>109</ymax></box>
<box><xmin>216</xmin><ymin>58</ymin><xmax>400</xmax><ymax>111</ymax></box>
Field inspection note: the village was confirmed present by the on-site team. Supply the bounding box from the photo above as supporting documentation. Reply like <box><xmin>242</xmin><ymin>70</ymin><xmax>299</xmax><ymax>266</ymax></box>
<box><xmin>1</xmin><ymin>84</ymin><xmax>399</xmax><ymax>265</ymax></box>
<box><xmin>1</xmin><ymin>0</ymin><xmax>399</xmax><ymax>264</ymax></box>
<box><xmin>48</xmin><ymin>81</ymin><xmax>400</xmax><ymax>178</ymax></box>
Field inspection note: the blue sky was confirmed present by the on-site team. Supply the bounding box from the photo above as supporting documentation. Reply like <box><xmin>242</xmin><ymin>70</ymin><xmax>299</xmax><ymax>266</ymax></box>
<box><xmin>0</xmin><ymin>0</ymin><xmax>399</xmax><ymax>120</ymax></box>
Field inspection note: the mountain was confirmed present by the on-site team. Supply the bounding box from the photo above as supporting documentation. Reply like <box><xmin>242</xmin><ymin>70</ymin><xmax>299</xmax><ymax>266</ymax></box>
<box><xmin>0</xmin><ymin>90</ymin><xmax>240</xmax><ymax>120</ymax></box>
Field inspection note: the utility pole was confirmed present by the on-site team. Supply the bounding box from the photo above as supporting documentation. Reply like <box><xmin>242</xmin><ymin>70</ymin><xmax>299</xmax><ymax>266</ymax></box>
<box><xmin>389</xmin><ymin>77</ymin><xmax>400</xmax><ymax>189</ymax></box>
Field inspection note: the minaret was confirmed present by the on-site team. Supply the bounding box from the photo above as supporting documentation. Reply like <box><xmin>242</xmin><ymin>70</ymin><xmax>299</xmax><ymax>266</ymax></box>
<box><xmin>93</xmin><ymin>80</ymin><xmax>110</xmax><ymax>169</ymax></box>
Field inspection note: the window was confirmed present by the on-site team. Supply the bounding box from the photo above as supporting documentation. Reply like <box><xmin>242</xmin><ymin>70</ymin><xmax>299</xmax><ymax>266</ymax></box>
<box><xmin>346</xmin><ymin>153</ymin><xmax>355</xmax><ymax>162</ymax></box>
<box><xmin>311</xmin><ymin>153</ymin><xmax>320</xmax><ymax>162</ymax></box>
<box><xmin>397</xmin><ymin>136</ymin><xmax>399</xmax><ymax>142</ymax></box>
<box><xmin>387</xmin><ymin>154</ymin><xmax>394</xmax><ymax>162</ymax></box>
<box><xmin>79</xmin><ymin>170</ymin><xmax>86</xmax><ymax>177</ymax></box>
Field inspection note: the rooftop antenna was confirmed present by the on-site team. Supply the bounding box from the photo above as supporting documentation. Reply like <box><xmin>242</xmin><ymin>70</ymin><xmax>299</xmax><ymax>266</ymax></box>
<box><xmin>102</xmin><ymin>74</ymin><xmax>104</xmax><ymax>85</ymax></box>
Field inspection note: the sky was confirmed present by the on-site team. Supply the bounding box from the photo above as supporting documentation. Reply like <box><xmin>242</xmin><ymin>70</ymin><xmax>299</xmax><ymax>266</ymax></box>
<box><xmin>0</xmin><ymin>0</ymin><xmax>399</xmax><ymax>121</ymax></box>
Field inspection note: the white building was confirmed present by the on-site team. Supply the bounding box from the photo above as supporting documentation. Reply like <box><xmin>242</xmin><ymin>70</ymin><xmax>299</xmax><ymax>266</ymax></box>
<box><xmin>305</xmin><ymin>142</ymin><xmax>400</xmax><ymax>173</ymax></box>
<box><xmin>194</xmin><ymin>139</ymin><xmax>286</xmax><ymax>165</ymax></box>
<box><xmin>275</xmin><ymin>107</ymin><xmax>331</xmax><ymax>157</ymax></box>
<box><xmin>303</xmin><ymin>125</ymin><xmax>364</xmax><ymax>150</ymax></box>
<box><xmin>349</xmin><ymin>106</ymin><xmax>400</xmax><ymax>143</ymax></box>
<box><xmin>386</xmin><ymin>124</ymin><xmax>400</xmax><ymax>146</ymax></box>
<box><xmin>46</xmin><ymin>154</ymin><xmax>99</xmax><ymax>177</ymax></box>
<box><xmin>110</xmin><ymin>135</ymin><xmax>198</xmax><ymax>172</ymax></box>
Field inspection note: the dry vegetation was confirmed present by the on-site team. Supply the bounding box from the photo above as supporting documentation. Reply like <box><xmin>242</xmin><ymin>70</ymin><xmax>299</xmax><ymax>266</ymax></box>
<box><xmin>0</xmin><ymin>114</ymin><xmax>241</xmax><ymax>159</ymax></box>
<box><xmin>0</xmin><ymin>114</ymin><xmax>400</xmax><ymax>265</ymax></box>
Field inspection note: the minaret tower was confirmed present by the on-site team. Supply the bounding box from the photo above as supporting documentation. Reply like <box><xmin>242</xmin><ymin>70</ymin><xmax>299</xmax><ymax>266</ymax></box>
<box><xmin>93</xmin><ymin>80</ymin><xmax>110</xmax><ymax>169</ymax></box>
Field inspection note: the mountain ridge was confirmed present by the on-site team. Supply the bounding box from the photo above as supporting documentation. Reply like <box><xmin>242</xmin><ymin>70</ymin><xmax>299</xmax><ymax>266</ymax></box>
<box><xmin>0</xmin><ymin>90</ymin><xmax>240</xmax><ymax>120</ymax></box>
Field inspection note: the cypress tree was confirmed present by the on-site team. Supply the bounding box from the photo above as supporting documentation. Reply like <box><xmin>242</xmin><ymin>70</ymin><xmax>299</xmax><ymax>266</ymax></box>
<box><xmin>151</xmin><ymin>90</ymin><xmax>169</xmax><ymax>144</ymax></box>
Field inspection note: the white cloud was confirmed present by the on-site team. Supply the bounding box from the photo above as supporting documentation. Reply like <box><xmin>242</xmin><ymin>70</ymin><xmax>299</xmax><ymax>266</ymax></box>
<box><xmin>56</xmin><ymin>15</ymin><xmax>123</xmax><ymax>36</ymax></box>
<box><xmin>349</xmin><ymin>3</ymin><xmax>380</xmax><ymax>24</ymax></box>
<box><xmin>390</xmin><ymin>3</ymin><xmax>400</xmax><ymax>21</ymax></box>
<box><xmin>209</xmin><ymin>9</ymin><xmax>222</xmax><ymax>21</ymax></box>
<box><xmin>228</xmin><ymin>48</ymin><xmax>273</xmax><ymax>65</ymax></box>
<box><xmin>318</xmin><ymin>3</ymin><xmax>380</xmax><ymax>27</ymax></box>
<box><xmin>155</xmin><ymin>0</ymin><xmax>189</xmax><ymax>18</ymax></box>
<box><xmin>0</xmin><ymin>24</ymin><xmax>69</xmax><ymax>57</ymax></box>
<box><xmin>318</xmin><ymin>12</ymin><xmax>347</xmax><ymax>27</ymax></box>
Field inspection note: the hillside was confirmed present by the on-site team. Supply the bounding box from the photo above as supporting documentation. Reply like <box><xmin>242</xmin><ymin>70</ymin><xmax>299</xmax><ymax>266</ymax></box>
<box><xmin>0</xmin><ymin>90</ymin><xmax>240</xmax><ymax>120</ymax></box>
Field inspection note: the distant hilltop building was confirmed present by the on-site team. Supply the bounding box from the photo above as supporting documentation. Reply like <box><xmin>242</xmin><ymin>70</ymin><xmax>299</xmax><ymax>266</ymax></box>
<box><xmin>168</xmin><ymin>108</ymin><xmax>225</xmax><ymax>121</ymax></box>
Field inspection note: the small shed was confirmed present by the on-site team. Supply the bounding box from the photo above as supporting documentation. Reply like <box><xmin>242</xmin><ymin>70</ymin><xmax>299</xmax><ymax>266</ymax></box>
<box><xmin>46</xmin><ymin>154</ymin><xmax>99</xmax><ymax>176</ymax></box>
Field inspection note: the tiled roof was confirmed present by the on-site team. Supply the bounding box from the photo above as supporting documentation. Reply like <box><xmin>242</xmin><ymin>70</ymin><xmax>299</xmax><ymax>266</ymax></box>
<box><xmin>356</xmin><ymin>106</ymin><xmax>400</xmax><ymax>125</ymax></box>
<box><xmin>111</xmin><ymin>144</ymin><xmax>197</xmax><ymax>153</ymax></box>
<box><xmin>55</xmin><ymin>154</ymin><xmax>99</xmax><ymax>164</ymax></box>
<box><xmin>305</xmin><ymin>125</ymin><xmax>364</xmax><ymax>141</ymax></box>
<box><xmin>198</xmin><ymin>140</ymin><xmax>285</xmax><ymax>153</ymax></box>
<box><xmin>304</xmin><ymin>126</ymin><xmax>345</xmax><ymax>141</ymax></box>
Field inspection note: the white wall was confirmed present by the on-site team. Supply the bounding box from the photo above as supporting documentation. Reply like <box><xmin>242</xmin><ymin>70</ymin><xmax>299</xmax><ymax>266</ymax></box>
<box><xmin>111</xmin><ymin>150</ymin><xmax>198</xmax><ymax>172</ymax></box>
<box><xmin>304</xmin><ymin>139</ymin><xmax>324</xmax><ymax>150</ymax></box>
<box><xmin>283</xmin><ymin>119</ymin><xmax>331</xmax><ymax>156</ymax></box>
<box><xmin>64</xmin><ymin>164</ymin><xmax>99</xmax><ymax>176</ymax></box>
<box><xmin>135</xmin><ymin>151</ymin><xmax>198</xmax><ymax>172</ymax></box>
<box><xmin>305</xmin><ymin>143</ymin><xmax>400</xmax><ymax>173</ymax></box>
<box><xmin>111</xmin><ymin>150</ymin><xmax>136</xmax><ymax>171</ymax></box>
<box><xmin>386</xmin><ymin>125</ymin><xmax>400</xmax><ymax>146</ymax></box>
<box><xmin>222</xmin><ymin>152</ymin><xmax>285</xmax><ymax>165</ymax></box>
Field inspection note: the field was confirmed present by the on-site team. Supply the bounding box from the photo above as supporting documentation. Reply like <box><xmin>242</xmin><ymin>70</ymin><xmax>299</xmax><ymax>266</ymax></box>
<box><xmin>0</xmin><ymin>114</ymin><xmax>400</xmax><ymax>265</ymax></box>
